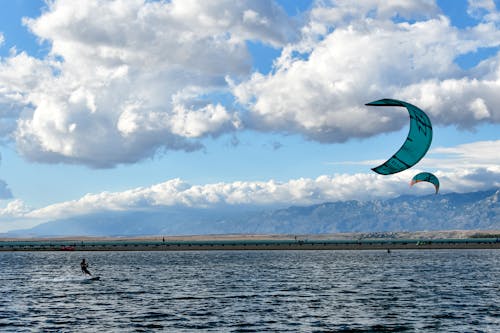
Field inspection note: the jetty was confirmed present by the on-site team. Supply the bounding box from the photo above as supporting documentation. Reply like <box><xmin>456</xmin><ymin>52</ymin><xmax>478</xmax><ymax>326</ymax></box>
<box><xmin>1</xmin><ymin>232</ymin><xmax>499</xmax><ymax>251</ymax></box>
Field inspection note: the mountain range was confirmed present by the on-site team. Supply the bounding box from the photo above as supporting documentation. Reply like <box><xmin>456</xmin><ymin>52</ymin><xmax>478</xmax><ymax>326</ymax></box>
<box><xmin>4</xmin><ymin>188</ymin><xmax>499</xmax><ymax>237</ymax></box>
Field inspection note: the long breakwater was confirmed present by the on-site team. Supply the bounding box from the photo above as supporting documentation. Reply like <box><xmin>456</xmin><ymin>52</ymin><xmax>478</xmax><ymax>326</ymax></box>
<box><xmin>1</xmin><ymin>237</ymin><xmax>499</xmax><ymax>251</ymax></box>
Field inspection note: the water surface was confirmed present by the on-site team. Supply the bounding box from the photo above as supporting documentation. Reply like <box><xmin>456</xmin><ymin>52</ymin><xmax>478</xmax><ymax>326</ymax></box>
<box><xmin>0</xmin><ymin>250</ymin><xmax>498</xmax><ymax>331</ymax></box>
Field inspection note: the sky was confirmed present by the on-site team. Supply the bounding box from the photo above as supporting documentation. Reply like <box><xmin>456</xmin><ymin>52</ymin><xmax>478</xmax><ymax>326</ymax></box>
<box><xmin>0</xmin><ymin>0</ymin><xmax>499</xmax><ymax>232</ymax></box>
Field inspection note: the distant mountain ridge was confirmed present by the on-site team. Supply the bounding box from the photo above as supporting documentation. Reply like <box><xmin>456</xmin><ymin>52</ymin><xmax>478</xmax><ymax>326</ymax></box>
<box><xmin>5</xmin><ymin>189</ymin><xmax>499</xmax><ymax>237</ymax></box>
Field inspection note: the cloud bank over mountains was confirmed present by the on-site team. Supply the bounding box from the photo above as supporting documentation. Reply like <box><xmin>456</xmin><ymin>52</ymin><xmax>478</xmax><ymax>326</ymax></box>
<box><xmin>8</xmin><ymin>188</ymin><xmax>498</xmax><ymax>237</ymax></box>
<box><xmin>0</xmin><ymin>140</ymin><xmax>498</xmax><ymax>231</ymax></box>
<box><xmin>0</xmin><ymin>0</ymin><xmax>499</xmax><ymax>167</ymax></box>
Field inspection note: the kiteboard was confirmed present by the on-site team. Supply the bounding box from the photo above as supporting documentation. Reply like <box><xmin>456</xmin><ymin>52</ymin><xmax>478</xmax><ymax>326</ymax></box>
<box><xmin>87</xmin><ymin>276</ymin><xmax>100</xmax><ymax>281</ymax></box>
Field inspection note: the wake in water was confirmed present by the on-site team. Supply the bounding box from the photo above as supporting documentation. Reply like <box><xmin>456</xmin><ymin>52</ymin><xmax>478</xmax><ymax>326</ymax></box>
<box><xmin>48</xmin><ymin>275</ymin><xmax>100</xmax><ymax>283</ymax></box>
<box><xmin>35</xmin><ymin>265</ymin><xmax>100</xmax><ymax>283</ymax></box>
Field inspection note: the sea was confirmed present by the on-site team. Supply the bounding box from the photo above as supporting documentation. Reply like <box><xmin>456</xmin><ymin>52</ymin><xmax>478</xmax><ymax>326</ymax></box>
<box><xmin>0</xmin><ymin>250</ymin><xmax>498</xmax><ymax>332</ymax></box>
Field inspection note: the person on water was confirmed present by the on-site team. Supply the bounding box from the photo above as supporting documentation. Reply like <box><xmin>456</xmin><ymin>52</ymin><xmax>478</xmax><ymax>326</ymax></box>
<box><xmin>81</xmin><ymin>258</ymin><xmax>92</xmax><ymax>276</ymax></box>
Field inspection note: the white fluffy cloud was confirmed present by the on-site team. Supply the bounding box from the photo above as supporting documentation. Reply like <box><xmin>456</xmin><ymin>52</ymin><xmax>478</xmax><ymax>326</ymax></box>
<box><xmin>0</xmin><ymin>199</ymin><xmax>30</xmax><ymax>217</ymax></box>
<box><xmin>233</xmin><ymin>0</ymin><xmax>500</xmax><ymax>141</ymax></box>
<box><xmin>0</xmin><ymin>0</ymin><xmax>296</xmax><ymax>167</ymax></box>
<box><xmin>1</xmin><ymin>0</ymin><xmax>500</xmax><ymax>167</ymax></box>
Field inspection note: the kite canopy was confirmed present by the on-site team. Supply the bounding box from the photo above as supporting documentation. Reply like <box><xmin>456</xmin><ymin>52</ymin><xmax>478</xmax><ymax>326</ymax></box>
<box><xmin>366</xmin><ymin>99</ymin><xmax>432</xmax><ymax>175</ymax></box>
<box><xmin>411</xmin><ymin>172</ymin><xmax>440</xmax><ymax>194</ymax></box>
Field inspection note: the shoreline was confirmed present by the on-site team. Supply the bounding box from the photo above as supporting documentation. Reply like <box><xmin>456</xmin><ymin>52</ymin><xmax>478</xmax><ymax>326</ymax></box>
<box><xmin>1</xmin><ymin>236</ymin><xmax>499</xmax><ymax>252</ymax></box>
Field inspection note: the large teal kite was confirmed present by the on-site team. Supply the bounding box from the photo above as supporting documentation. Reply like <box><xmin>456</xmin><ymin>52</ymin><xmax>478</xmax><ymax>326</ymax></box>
<box><xmin>411</xmin><ymin>172</ymin><xmax>440</xmax><ymax>194</ymax></box>
<box><xmin>366</xmin><ymin>99</ymin><xmax>432</xmax><ymax>175</ymax></box>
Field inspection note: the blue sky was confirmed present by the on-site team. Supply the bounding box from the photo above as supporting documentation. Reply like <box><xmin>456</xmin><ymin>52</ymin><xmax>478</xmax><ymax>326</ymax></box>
<box><xmin>0</xmin><ymin>0</ymin><xmax>499</xmax><ymax>232</ymax></box>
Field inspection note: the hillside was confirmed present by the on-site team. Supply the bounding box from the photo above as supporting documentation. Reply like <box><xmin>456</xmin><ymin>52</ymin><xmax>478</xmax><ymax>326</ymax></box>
<box><xmin>4</xmin><ymin>189</ymin><xmax>499</xmax><ymax>237</ymax></box>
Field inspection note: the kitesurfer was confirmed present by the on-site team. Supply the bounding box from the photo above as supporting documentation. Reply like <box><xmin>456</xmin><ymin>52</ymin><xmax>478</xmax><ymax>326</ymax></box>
<box><xmin>81</xmin><ymin>258</ymin><xmax>92</xmax><ymax>276</ymax></box>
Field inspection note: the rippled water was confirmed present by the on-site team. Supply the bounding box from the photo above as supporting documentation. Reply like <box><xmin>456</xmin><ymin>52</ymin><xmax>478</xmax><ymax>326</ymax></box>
<box><xmin>0</xmin><ymin>250</ymin><xmax>499</xmax><ymax>332</ymax></box>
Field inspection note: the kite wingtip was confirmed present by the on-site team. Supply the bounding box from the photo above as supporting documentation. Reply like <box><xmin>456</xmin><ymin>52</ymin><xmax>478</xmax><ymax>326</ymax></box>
<box><xmin>365</xmin><ymin>98</ymin><xmax>403</xmax><ymax>107</ymax></box>
<box><xmin>371</xmin><ymin>167</ymin><xmax>385</xmax><ymax>175</ymax></box>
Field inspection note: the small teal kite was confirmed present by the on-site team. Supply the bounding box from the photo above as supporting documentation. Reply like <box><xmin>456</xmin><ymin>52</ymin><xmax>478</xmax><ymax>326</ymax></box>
<box><xmin>411</xmin><ymin>172</ymin><xmax>440</xmax><ymax>194</ymax></box>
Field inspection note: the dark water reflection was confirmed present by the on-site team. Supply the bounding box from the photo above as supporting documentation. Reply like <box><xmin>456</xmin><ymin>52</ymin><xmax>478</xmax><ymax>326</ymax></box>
<box><xmin>0</xmin><ymin>250</ymin><xmax>498</xmax><ymax>331</ymax></box>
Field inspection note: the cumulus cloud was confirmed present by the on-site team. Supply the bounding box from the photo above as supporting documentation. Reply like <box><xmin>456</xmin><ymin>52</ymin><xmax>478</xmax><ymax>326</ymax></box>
<box><xmin>1</xmin><ymin>0</ymin><xmax>500</xmax><ymax>168</ymax></box>
<box><xmin>232</xmin><ymin>0</ymin><xmax>500</xmax><ymax>141</ymax></box>
<box><xmin>0</xmin><ymin>0</ymin><xmax>296</xmax><ymax>167</ymax></box>
<box><xmin>0</xmin><ymin>199</ymin><xmax>30</xmax><ymax>217</ymax></box>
